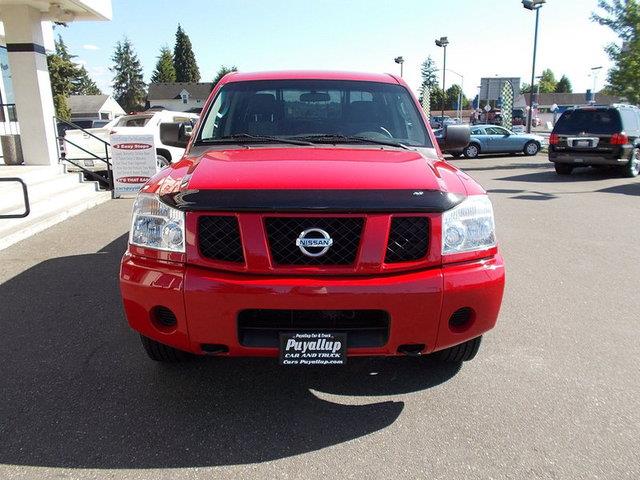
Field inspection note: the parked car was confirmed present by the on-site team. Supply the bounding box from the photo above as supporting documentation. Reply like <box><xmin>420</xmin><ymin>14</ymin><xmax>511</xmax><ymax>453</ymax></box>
<box><xmin>459</xmin><ymin>124</ymin><xmax>548</xmax><ymax>158</ymax></box>
<box><xmin>62</xmin><ymin>110</ymin><xmax>199</xmax><ymax>171</ymax></box>
<box><xmin>57</xmin><ymin>118</ymin><xmax>111</xmax><ymax>138</ymax></box>
<box><xmin>548</xmin><ymin>104</ymin><xmax>640</xmax><ymax>177</ymax></box>
<box><xmin>430</xmin><ymin>115</ymin><xmax>454</xmax><ymax>129</ymax></box>
<box><xmin>120</xmin><ymin>70</ymin><xmax>505</xmax><ymax>365</ymax></box>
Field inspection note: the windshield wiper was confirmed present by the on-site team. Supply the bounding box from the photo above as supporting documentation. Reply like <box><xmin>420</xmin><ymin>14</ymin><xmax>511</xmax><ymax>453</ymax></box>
<box><xmin>199</xmin><ymin>133</ymin><xmax>314</xmax><ymax>146</ymax></box>
<box><xmin>288</xmin><ymin>134</ymin><xmax>411</xmax><ymax>150</ymax></box>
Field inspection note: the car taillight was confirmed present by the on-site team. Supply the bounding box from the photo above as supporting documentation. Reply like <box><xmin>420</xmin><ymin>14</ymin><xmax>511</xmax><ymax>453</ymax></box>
<box><xmin>610</xmin><ymin>133</ymin><xmax>629</xmax><ymax>145</ymax></box>
<box><xmin>549</xmin><ymin>133</ymin><xmax>559</xmax><ymax>145</ymax></box>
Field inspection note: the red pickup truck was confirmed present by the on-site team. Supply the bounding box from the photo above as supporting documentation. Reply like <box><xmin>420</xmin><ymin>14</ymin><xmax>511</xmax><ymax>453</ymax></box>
<box><xmin>120</xmin><ymin>71</ymin><xmax>505</xmax><ymax>366</ymax></box>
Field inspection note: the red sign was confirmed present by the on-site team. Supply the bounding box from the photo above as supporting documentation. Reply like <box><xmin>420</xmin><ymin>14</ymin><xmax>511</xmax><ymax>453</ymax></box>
<box><xmin>112</xmin><ymin>143</ymin><xmax>152</xmax><ymax>150</ymax></box>
<box><xmin>117</xmin><ymin>176</ymin><xmax>151</xmax><ymax>184</ymax></box>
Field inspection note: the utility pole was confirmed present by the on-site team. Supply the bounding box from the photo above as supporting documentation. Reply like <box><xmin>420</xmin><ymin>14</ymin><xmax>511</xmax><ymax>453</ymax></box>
<box><xmin>523</xmin><ymin>0</ymin><xmax>545</xmax><ymax>133</ymax></box>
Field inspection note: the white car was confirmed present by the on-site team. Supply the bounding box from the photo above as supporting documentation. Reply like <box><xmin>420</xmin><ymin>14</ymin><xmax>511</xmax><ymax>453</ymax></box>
<box><xmin>63</xmin><ymin>110</ymin><xmax>199</xmax><ymax>171</ymax></box>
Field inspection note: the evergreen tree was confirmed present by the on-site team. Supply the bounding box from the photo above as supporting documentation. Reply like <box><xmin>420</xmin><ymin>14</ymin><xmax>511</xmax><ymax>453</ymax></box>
<box><xmin>73</xmin><ymin>65</ymin><xmax>102</xmax><ymax>95</ymax></box>
<box><xmin>53</xmin><ymin>94</ymin><xmax>71</xmax><ymax>121</ymax></box>
<box><xmin>592</xmin><ymin>0</ymin><xmax>640</xmax><ymax>103</ymax></box>
<box><xmin>212</xmin><ymin>65</ymin><xmax>238</xmax><ymax>87</ymax></box>
<box><xmin>48</xmin><ymin>34</ymin><xmax>102</xmax><ymax>118</ymax></box>
<box><xmin>555</xmin><ymin>75</ymin><xmax>573</xmax><ymax>93</ymax></box>
<box><xmin>110</xmin><ymin>37</ymin><xmax>146</xmax><ymax>112</ymax></box>
<box><xmin>418</xmin><ymin>56</ymin><xmax>438</xmax><ymax>104</ymax></box>
<box><xmin>47</xmin><ymin>36</ymin><xmax>77</xmax><ymax>118</ymax></box>
<box><xmin>150</xmin><ymin>46</ymin><xmax>176</xmax><ymax>83</ymax></box>
<box><xmin>173</xmin><ymin>25</ymin><xmax>200</xmax><ymax>82</ymax></box>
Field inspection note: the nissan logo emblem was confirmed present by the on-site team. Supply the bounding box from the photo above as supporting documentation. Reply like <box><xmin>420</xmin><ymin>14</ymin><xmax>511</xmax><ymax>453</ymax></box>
<box><xmin>295</xmin><ymin>228</ymin><xmax>333</xmax><ymax>257</ymax></box>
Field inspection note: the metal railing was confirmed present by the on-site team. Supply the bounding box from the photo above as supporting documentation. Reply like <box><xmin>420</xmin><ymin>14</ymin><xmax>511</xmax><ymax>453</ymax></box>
<box><xmin>0</xmin><ymin>177</ymin><xmax>30</xmax><ymax>219</ymax></box>
<box><xmin>0</xmin><ymin>103</ymin><xmax>19</xmax><ymax>135</ymax></box>
<box><xmin>54</xmin><ymin>116</ymin><xmax>114</xmax><ymax>193</ymax></box>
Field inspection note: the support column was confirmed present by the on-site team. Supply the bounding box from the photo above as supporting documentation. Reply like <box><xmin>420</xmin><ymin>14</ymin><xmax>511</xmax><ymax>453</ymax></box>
<box><xmin>3</xmin><ymin>5</ymin><xmax>57</xmax><ymax>166</ymax></box>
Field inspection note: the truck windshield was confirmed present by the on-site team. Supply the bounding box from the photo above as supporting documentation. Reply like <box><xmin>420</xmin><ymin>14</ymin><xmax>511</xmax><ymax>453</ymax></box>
<box><xmin>554</xmin><ymin>109</ymin><xmax>622</xmax><ymax>135</ymax></box>
<box><xmin>197</xmin><ymin>80</ymin><xmax>432</xmax><ymax>147</ymax></box>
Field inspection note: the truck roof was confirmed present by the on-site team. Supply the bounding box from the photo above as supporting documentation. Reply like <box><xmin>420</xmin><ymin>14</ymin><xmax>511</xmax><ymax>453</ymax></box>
<box><xmin>219</xmin><ymin>70</ymin><xmax>402</xmax><ymax>85</ymax></box>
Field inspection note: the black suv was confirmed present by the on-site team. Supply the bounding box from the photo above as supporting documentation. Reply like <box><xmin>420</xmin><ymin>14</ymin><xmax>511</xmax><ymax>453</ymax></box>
<box><xmin>548</xmin><ymin>105</ymin><xmax>640</xmax><ymax>177</ymax></box>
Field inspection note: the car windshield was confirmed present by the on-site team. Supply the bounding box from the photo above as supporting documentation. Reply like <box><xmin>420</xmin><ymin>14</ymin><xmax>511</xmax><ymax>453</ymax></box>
<box><xmin>197</xmin><ymin>79</ymin><xmax>432</xmax><ymax>147</ymax></box>
<box><xmin>554</xmin><ymin>109</ymin><xmax>622</xmax><ymax>135</ymax></box>
<box><xmin>115</xmin><ymin>115</ymin><xmax>154</xmax><ymax>127</ymax></box>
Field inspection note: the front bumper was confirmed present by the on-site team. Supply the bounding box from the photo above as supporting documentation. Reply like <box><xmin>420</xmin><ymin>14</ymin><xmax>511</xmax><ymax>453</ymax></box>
<box><xmin>120</xmin><ymin>253</ymin><xmax>505</xmax><ymax>357</ymax></box>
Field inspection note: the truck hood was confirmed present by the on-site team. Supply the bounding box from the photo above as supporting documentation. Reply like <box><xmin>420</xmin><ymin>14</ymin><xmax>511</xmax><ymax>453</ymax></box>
<box><xmin>186</xmin><ymin>147</ymin><xmax>460</xmax><ymax>192</ymax></box>
<box><xmin>158</xmin><ymin>147</ymin><xmax>468</xmax><ymax>212</ymax></box>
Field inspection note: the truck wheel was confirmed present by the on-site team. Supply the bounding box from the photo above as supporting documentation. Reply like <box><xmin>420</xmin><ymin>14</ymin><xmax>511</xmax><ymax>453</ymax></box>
<box><xmin>554</xmin><ymin>163</ymin><xmax>573</xmax><ymax>175</ymax></box>
<box><xmin>463</xmin><ymin>144</ymin><xmax>480</xmax><ymax>159</ymax></box>
<box><xmin>524</xmin><ymin>141</ymin><xmax>539</xmax><ymax>156</ymax></box>
<box><xmin>140</xmin><ymin>335</ymin><xmax>192</xmax><ymax>362</ymax></box>
<box><xmin>434</xmin><ymin>336</ymin><xmax>483</xmax><ymax>363</ymax></box>
<box><xmin>623</xmin><ymin>148</ymin><xmax>640</xmax><ymax>178</ymax></box>
<box><xmin>156</xmin><ymin>154</ymin><xmax>170</xmax><ymax>169</ymax></box>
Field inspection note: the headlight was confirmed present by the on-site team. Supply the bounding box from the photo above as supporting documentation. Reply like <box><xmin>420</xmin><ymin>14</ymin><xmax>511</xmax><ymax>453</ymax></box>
<box><xmin>442</xmin><ymin>195</ymin><xmax>496</xmax><ymax>255</ymax></box>
<box><xmin>129</xmin><ymin>193</ymin><xmax>185</xmax><ymax>252</ymax></box>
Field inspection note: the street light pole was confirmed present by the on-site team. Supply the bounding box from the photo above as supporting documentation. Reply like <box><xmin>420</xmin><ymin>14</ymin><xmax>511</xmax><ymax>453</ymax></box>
<box><xmin>436</xmin><ymin>69</ymin><xmax>464</xmax><ymax>120</ymax></box>
<box><xmin>394</xmin><ymin>56</ymin><xmax>405</xmax><ymax>77</ymax></box>
<box><xmin>523</xmin><ymin>0</ymin><xmax>545</xmax><ymax>133</ymax></box>
<box><xmin>590</xmin><ymin>66</ymin><xmax>602</xmax><ymax>103</ymax></box>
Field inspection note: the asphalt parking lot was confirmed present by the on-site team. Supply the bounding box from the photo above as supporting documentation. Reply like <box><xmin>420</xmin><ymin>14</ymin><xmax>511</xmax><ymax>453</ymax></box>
<box><xmin>1</xmin><ymin>152</ymin><xmax>638</xmax><ymax>479</ymax></box>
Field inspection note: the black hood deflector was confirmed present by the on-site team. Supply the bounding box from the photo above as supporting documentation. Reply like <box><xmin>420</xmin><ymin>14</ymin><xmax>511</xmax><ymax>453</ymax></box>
<box><xmin>160</xmin><ymin>189</ymin><xmax>465</xmax><ymax>213</ymax></box>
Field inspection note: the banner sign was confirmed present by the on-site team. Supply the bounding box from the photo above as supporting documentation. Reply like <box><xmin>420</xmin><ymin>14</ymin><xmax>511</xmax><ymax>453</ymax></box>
<box><xmin>110</xmin><ymin>134</ymin><xmax>157</xmax><ymax>198</ymax></box>
<box><xmin>421</xmin><ymin>88</ymin><xmax>431</xmax><ymax>119</ymax></box>
<box><xmin>501</xmin><ymin>81</ymin><xmax>515</xmax><ymax>131</ymax></box>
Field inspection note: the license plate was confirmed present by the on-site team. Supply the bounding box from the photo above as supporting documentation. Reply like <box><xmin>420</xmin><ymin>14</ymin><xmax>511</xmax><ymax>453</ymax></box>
<box><xmin>84</xmin><ymin>160</ymin><xmax>94</xmax><ymax>167</ymax></box>
<box><xmin>576</xmin><ymin>140</ymin><xmax>590</xmax><ymax>148</ymax></box>
<box><xmin>279</xmin><ymin>332</ymin><xmax>347</xmax><ymax>365</ymax></box>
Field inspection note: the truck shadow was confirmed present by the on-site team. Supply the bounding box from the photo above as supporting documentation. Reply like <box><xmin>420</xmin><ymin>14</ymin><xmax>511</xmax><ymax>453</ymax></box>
<box><xmin>0</xmin><ymin>235</ymin><xmax>460</xmax><ymax>469</ymax></box>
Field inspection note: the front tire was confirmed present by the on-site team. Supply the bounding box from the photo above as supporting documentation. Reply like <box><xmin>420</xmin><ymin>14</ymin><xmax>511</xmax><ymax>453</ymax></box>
<box><xmin>140</xmin><ymin>335</ymin><xmax>192</xmax><ymax>362</ymax></box>
<box><xmin>554</xmin><ymin>163</ymin><xmax>573</xmax><ymax>175</ymax></box>
<box><xmin>524</xmin><ymin>141</ymin><xmax>539</xmax><ymax>156</ymax></box>
<box><xmin>623</xmin><ymin>148</ymin><xmax>640</xmax><ymax>178</ymax></box>
<box><xmin>463</xmin><ymin>143</ymin><xmax>480</xmax><ymax>159</ymax></box>
<box><xmin>156</xmin><ymin>154</ymin><xmax>170</xmax><ymax>169</ymax></box>
<box><xmin>434</xmin><ymin>336</ymin><xmax>482</xmax><ymax>363</ymax></box>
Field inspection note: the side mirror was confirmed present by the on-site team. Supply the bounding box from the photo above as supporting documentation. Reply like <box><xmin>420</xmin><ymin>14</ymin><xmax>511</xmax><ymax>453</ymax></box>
<box><xmin>443</xmin><ymin>124</ymin><xmax>470</xmax><ymax>150</ymax></box>
<box><xmin>160</xmin><ymin>122</ymin><xmax>192</xmax><ymax>148</ymax></box>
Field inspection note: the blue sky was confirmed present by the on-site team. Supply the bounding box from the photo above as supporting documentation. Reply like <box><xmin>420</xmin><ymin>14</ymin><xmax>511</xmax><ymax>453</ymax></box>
<box><xmin>59</xmin><ymin>0</ymin><xmax>618</xmax><ymax>99</ymax></box>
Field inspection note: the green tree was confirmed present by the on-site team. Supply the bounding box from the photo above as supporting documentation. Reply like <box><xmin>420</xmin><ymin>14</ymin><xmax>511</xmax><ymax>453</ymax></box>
<box><xmin>47</xmin><ymin>36</ymin><xmax>77</xmax><ymax>118</ymax></box>
<box><xmin>53</xmin><ymin>94</ymin><xmax>71</xmax><ymax>121</ymax></box>
<box><xmin>430</xmin><ymin>85</ymin><xmax>445</xmax><ymax>111</ymax></box>
<box><xmin>445</xmin><ymin>84</ymin><xmax>468</xmax><ymax>110</ymax></box>
<box><xmin>48</xmin><ymin>35</ymin><xmax>102</xmax><ymax>118</ymax></box>
<box><xmin>212</xmin><ymin>65</ymin><xmax>238</xmax><ymax>87</ymax></box>
<box><xmin>555</xmin><ymin>75</ymin><xmax>573</xmax><ymax>93</ymax></box>
<box><xmin>150</xmin><ymin>46</ymin><xmax>176</xmax><ymax>83</ymax></box>
<box><xmin>538</xmin><ymin>68</ymin><xmax>557</xmax><ymax>93</ymax></box>
<box><xmin>173</xmin><ymin>24</ymin><xmax>200</xmax><ymax>82</ymax></box>
<box><xmin>522</xmin><ymin>69</ymin><xmax>558</xmax><ymax>94</ymax></box>
<box><xmin>73</xmin><ymin>65</ymin><xmax>101</xmax><ymax>95</ymax></box>
<box><xmin>418</xmin><ymin>56</ymin><xmax>438</xmax><ymax>104</ymax></box>
<box><xmin>592</xmin><ymin>0</ymin><xmax>640</xmax><ymax>103</ymax></box>
<box><xmin>110</xmin><ymin>37</ymin><xmax>146</xmax><ymax>112</ymax></box>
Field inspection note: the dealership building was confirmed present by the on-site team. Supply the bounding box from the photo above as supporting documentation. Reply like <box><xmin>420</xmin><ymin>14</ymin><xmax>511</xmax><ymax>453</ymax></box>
<box><xmin>0</xmin><ymin>0</ymin><xmax>113</xmax><ymax>250</ymax></box>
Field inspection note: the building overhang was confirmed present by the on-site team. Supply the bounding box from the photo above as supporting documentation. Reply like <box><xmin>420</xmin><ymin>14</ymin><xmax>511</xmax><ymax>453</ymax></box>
<box><xmin>0</xmin><ymin>0</ymin><xmax>112</xmax><ymax>22</ymax></box>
